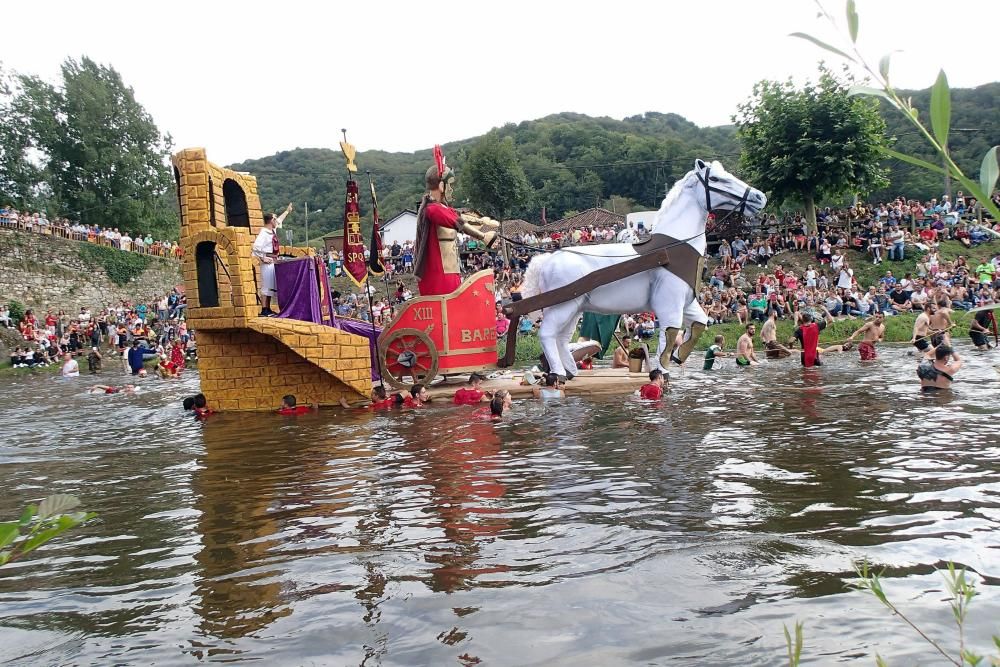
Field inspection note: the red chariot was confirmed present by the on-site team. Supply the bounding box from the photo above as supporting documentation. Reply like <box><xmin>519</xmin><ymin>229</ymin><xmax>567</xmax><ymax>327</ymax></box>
<box><xmin>378</xmin><ymin>270</ymin><xmax>498</xmax><ymax>388</ymax></box>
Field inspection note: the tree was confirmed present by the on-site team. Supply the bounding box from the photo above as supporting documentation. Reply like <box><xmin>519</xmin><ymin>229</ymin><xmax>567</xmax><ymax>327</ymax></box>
<box><xmin>1</xmin><ymin>57</ymin><xmax>177</xmax><ymax>238</ymax></box>
<box><xmin>734</xmin><ymin>64</ymin><xmax>889</xmax><ymax>231</ymax></box>
<box><xmin>461</xmin><ymin>131</ymin><xmax>532</xmax><ymax>220</ymax></box>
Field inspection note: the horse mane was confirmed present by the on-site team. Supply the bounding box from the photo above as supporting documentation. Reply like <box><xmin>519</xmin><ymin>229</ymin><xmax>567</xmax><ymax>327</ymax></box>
<box><xmin>649</xmin><ymin>170</ymin><xmax>694</xmax><ymax>233</ymax></box>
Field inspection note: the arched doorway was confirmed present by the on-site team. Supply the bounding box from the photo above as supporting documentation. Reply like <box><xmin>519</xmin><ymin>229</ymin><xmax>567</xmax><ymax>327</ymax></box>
<box><xmin>196</xmin><ymin>241</ymin><xmax>220</xmax><ymax>308</ymax></box>
<box><xmin>222</xmin><ymin>179</ymin><xmax>250</xmax><ymax>228</ymax></box>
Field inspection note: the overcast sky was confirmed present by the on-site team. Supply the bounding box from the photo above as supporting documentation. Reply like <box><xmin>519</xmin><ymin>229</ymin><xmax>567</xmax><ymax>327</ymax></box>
<box><xmin>2</xmin><ymin>0</ymin><xmax>996</xmax><ymax>165</ymax></box>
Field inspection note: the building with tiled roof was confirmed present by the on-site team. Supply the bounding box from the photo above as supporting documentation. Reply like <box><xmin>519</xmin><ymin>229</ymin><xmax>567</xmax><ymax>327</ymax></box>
<box><xmin>542</xmin><ymin>207</ymin><xmax>625</xmax><ymax>233</ymax></box>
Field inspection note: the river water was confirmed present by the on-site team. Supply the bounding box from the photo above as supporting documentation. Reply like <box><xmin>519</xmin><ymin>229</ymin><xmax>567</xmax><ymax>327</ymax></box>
<box><xmin>1</xmin><ymin>345</ymin><xmax>999</xmax><ymax>665</ymax></box>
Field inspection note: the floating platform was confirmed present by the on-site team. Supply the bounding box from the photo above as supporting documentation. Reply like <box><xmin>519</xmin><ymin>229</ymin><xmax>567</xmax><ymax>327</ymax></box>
<box><xmin>425</xmin><ymin>367</ymin><xmax>652</xmax><ymax>401</ymax></box>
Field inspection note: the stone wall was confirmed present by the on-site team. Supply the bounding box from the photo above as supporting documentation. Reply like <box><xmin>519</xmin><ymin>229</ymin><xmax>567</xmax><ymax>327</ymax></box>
<box><xmin>0</xmin><ymin>229</ymin><xmax>181</xmax><ymax>312</ymax></box>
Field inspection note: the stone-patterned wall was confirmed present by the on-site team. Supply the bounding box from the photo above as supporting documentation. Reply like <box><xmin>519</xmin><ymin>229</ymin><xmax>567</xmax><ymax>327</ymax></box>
<box><xmin>0</xmin><ymin>229</ymin><xmax>181</xmax><ymax>313</ymax></box>
<box><xmin>196</xmin><ymin>329</ymin><xmax>367</xmax><ymax>411</ymax></box>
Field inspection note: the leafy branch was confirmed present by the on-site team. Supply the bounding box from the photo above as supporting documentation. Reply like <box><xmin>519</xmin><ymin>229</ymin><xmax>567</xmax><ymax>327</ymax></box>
<box><xmin>791</xmin><ymin>0</ymin><xmax>1000</xmax><ymax>222</ymax></box>
<box><xmin>0</xmin><ymin>494</ymin><xmax>96</xmax><ymax>566</ymax></box>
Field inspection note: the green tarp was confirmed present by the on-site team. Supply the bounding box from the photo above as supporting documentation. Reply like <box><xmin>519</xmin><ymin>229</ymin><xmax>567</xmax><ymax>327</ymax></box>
<box><xmin>578</xmin><ymin>312</ymin><xmax>621</xmax><ymax>358</ymax></box>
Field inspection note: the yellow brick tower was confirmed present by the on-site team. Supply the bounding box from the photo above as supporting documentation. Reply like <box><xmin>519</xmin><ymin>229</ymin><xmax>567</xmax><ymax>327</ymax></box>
<box><xmin>173</xmin><ymin>148</ymin><xmax>372</xmax><ymax>411</ymax></box>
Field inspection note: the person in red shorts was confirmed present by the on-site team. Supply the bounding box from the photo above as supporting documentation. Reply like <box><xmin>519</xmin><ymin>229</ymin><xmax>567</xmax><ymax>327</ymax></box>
<box><xmin>847</xmin><ymin>312</ymin><xmax>885</xmax><ymax>361</ymax></box>
<box><xmin>413</xmin><ymin>145</ymin><xmax>498</xmax><ymax>296</ymax></box>
<box><xmin>638</xmin><ymin>369</ymin><xmax>666</xmax><ymax>400</ymax></box>
<box><xmin>277</xmin><ymin>394</ymin><xmax>315</xmax><ymax>415</ymax></box>
<box><xmin>454</xmin><ymin>372</ymin><xmax>488</xmax><ymax>405</ymax></box>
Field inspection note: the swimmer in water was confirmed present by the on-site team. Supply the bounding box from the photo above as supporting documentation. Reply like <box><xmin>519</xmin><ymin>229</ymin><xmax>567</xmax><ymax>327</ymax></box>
<box><xmin>88</xmin><ymin>384</ymin><xmax>137</xmax><ymax>394</ymax></box>
<box><xmin>917</xmin><ymin>344</ymin><xmax>962</xmax><ymax>392</ymax></box>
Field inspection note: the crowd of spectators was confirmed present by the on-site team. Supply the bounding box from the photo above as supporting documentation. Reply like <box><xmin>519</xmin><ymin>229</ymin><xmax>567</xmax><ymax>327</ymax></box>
<box><xmin>0</xmin><ymin>206</ymin><xmax>183</xmax><ymax>259</ymax></box>
<box><xmin>4</xmin><ymin>288</ymin><xmax>194</xmax><ymax>374</ymax></box>
<box><xmin>284</xmin><ymin>192</ymin><xmax>1000</xmax><ymax>340</ymax></box>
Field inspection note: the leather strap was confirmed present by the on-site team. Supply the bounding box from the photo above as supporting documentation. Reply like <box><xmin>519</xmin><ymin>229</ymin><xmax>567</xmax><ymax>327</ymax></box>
<box><xmin>633</xmin><ymin>235</ymin><xmax>703</xmax><ymax>292</ymax></box>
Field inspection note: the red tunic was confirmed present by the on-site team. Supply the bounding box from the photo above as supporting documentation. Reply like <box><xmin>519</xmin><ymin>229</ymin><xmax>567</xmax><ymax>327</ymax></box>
<box><xmin>799</xmin><ymin>322</ymin><xmax>820</xmax><ymax>367</ymax></box>
<box><xmin>639</xmin><ymin>383</ymin><xmax>663</xmax><ymax>400</ymax></box>
<box><xmin>277</xmin><ymin>405</ymin><xmax>311</xmax><ymax>415</ymax></box>
<box><xmin>417</xmin><ymin>202</ymin><xmax>462</xmax><ymax>296</ymax></box>
<box><xmin>453</xmin><ymin>387</ymin><xmax>485</xmax><ymax>405</ymax></box>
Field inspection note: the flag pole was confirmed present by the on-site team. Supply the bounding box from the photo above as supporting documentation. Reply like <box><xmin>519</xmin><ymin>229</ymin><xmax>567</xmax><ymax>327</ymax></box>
<box><xmin>340</xmin><ymin>129</ymin><xmax>384</xmax><ymax>393</ymax></box>
<box><xmin>366</xmin><ymin>170</ymin><xmax>393</xmax><ymax>307</ymax></box>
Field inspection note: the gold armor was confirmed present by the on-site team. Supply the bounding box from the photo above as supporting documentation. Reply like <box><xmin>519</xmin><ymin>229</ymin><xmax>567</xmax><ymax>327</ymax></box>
<box><xmin>436</xmin><ymin>214</ymin><xmax>498</xmax><ymax>274</ymax></box>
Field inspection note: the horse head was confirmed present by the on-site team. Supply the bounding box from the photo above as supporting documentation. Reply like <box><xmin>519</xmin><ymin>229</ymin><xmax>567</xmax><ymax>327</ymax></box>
<box><xmin>650</xmin><ymin>160</ymin><xmax>765</xmax><ymax>249</ymax></box>
<box><xmin>692</xmin><ymin>159</ymin><xmax>766</xmax><ymax>217</ymax></box>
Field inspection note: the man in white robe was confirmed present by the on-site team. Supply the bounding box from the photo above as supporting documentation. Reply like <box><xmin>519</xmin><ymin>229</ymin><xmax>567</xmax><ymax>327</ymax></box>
<box><xmin>252</xmin><ymin>204</ymin><xmax>293</xmax><ymax>316</ymax></box>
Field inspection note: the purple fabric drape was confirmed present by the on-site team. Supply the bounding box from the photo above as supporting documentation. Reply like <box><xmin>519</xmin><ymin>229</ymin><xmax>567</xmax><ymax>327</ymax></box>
<box><xmin>275</xmin><ymin>257</ymin><xmax>382</xmax><ymax>381</ymax></box>
<box><xmin>276</xmin><ymin>257</ymin><xmax>326</xmax><ymax>323</ymax></box>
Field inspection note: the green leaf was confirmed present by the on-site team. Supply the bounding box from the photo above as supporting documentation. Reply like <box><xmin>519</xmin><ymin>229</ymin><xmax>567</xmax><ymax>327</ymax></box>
<box><xmin>878</xmin><ymin>53</ymin><xmax>892</xmax><ymax>82</ymax></box>
<box><xmin>980</xmin><ymin>146</ymin><xmax>999</xmax><ymax>199</ymax></box>
<box><xmin>19</xmin><ymin>504</ymin><xmax>37</xmax><ymax>526</ymax></box>
<box><xmin>847</xmin><ymin>85</ymin><xmax>891</xmax><ymax>102</ymax></box>
<box><xmin>875</xmin><ymin>654</ymin><xmax>889</xmax><ymax>667</ymax></box>
<box><xmin>881</xmin><ymin>147</ymin><xmax>948</xmax><ymax>175</ymax></box>
<box><xmin>0</xmin><ymin>551</ymin><xmax>9</xmax><ymax>566</ymax></box>
<box><xmin>846</xmin><ymin>0</ymin><xmax>859</xmax><ymax>43</ymax></box>
<box><xmin>929</xmin><ymin>70</ymin><xmax>951</xmax><ymax>147</ymax></box>
<box><xmin>20</xmin><ymin>525</ymin><xmax>68</xmax><ymax>554</ymax></box>
<box><xmin>37</xmin><ymin>494</ymin><xmax>80</xmax><ymax>520</ymax></box>
<box><xmin>788</xmin><ymin>32</ymin><xmax>856</xmax><ymax>62</ymax></box>
<box><xmin>0</xmin><ymin>523</ymin><xmax>19</xmax><ymax>550</ymax></box>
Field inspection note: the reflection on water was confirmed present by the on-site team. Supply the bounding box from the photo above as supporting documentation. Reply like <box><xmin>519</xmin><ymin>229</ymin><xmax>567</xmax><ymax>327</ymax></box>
<box><xmin>1</xmin><ymin>346</ymin><xmax>999</xmax><ymax>665</ymax></box>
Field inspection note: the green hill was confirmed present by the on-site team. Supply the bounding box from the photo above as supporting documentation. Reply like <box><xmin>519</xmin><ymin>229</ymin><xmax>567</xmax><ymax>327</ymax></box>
<box><xmin>229</xmin><ymin>112</ymin><xmax>739</xmax><ymax>241</ymax></box>
<box><xmin>229</xmin><ymin>84</ymin><xmax>998</xmax><ymax>241</ymax></box>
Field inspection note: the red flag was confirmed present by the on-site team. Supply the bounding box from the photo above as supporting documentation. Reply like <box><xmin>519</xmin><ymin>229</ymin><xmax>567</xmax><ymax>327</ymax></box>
<box><xmin>342</xmin><ymin>179</ymin><xmax>367</xmax><ymax>287</ymax></box>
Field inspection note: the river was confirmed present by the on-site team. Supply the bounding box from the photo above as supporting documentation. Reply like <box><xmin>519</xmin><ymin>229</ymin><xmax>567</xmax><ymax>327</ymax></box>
<box><xmin>1</xmin><ymin>345</ymin><xmax>998</xmax><ymax>665</ymax></box>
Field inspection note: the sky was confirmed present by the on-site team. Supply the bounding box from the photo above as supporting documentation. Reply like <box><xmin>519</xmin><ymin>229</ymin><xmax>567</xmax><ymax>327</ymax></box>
<box><xmin>2</xmin><ymin>0</ymin><xmax>997</xmax><ymax>166</ymax></box>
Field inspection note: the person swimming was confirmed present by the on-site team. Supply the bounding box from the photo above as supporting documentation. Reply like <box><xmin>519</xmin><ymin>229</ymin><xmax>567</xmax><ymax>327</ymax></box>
<box><xmin>916</xmin><ymin>344</ymin><xmax>962</xmax><ymax>392</ymax></box>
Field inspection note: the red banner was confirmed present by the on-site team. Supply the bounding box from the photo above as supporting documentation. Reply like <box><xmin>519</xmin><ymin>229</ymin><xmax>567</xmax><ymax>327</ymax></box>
<box><xmin>342</xmin><ymin>179</ymin><xmax>367</xmax><ymax>287</ymax></box>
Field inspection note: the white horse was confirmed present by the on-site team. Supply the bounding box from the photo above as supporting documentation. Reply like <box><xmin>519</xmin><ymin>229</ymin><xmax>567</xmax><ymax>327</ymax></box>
<box><xmin>521</xmin><ymin>159</ymin><xmax>766</xmax><ymax>379</ymax></box>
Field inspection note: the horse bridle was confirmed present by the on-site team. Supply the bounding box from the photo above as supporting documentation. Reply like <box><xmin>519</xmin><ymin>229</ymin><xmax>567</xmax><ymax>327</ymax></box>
<box><xmin>696</xmin><ymin>165</ymin><xmax>752</xmax><ymax>218</ymax></box>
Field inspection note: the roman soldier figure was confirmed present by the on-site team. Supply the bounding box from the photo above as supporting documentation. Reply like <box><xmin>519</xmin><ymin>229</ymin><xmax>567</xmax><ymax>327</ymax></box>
<box><xmin>413</xmin><ymin>145</ymin><xmax>498</xmax><ymax>296</ymax></box>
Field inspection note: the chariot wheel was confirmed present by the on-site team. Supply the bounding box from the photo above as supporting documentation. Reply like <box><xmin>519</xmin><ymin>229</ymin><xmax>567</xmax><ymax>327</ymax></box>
<box><xmin>379</xmin><ymin>328</ymin><xmax>440</xmax><ymax>389</ymax></box>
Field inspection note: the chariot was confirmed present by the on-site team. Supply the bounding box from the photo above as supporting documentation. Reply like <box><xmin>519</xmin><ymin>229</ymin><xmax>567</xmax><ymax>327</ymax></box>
<box><xmin>377</xmin><ymin>270</ymin><xmax>499</xmax><ymax>388</ymax></box>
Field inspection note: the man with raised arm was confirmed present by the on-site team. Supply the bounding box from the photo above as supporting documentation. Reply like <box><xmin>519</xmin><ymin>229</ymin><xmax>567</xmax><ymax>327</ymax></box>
<box><xmin>252</xmin><ymin>203</ymin><xmax>293</xmax><ymax>317</ymax></box>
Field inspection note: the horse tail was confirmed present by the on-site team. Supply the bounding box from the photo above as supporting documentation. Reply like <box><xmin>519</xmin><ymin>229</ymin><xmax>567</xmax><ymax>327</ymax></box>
<box><xmin>521</xmin><ymin>252</ymin><xmax>554</xmax><ymax>299</ymax></box>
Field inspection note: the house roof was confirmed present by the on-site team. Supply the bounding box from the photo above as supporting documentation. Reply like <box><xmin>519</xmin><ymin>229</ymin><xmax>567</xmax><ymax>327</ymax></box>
<box><xmin>502</xmin><ymin>218</ymin><xmax>540</xmax><ymax>236</ymax></box>
<box><xmin>382</xmin><ymin>209</ymin><xmax>417</xmax><ymax>228</ymax></box>
<box><xmin>320</xmin><ymin>209</ymin><xmax>418</xmax><ymax>240</ymax></box>
<box><xmin>542</xmin><ymin>208</ymin><xmax>625</xmax><ymax>233</ymax></box>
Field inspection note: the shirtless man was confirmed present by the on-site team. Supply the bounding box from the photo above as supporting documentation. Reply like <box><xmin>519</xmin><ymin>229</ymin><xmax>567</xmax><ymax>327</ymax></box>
<box><xmin>761</xmin><ymin>310</ymin><xmax>791</xmax><ymax>359</ymax></box>
<box><xmin>917</xmin><ymin>344</ymin><xmax>962</xmax><ymax>392</ymax></box>
<box><xmin>612</xmin><ymin>336</ymin><xmax>631</xmax><ymax>369</ymax></box>
<box><xmin>927</xmin><ymin>297</ymin><xmax>954</xmax><ymax>345</ymax></box>
<box><xmin>847</xmin><ymin>312</ymin><xmax>885</xmax><ymax>361</ymax></box>
<box><xmin>910</xmin><ymin>304</ymin><xmax>934</xmax><ymax>355</ymax></box>
<box><xmin>736</xmin><ymin>323</ymin><xmax>760</xmax><ymax>367</ymax></box>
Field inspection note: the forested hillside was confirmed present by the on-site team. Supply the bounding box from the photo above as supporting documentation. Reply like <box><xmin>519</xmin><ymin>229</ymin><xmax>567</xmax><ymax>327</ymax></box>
<box><xmin>230</xmin><ymin>112</ymin><xmax>739</xmax><ymax>241</ymax></box>
<box><xmin>232</xmin><ymin>83</ymin><xmax>998</xmax><ymax>241</ymax></box>
<box><xmin>873</xmin><ymin>82</ymin><xmax>999</xmax><ymax>202</ymax></box>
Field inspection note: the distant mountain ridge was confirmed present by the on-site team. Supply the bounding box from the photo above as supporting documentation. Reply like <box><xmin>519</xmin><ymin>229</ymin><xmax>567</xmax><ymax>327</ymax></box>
<box><xmin>230</xmin><ymin>83</ymin><xmax>998</xmax><ymax>240</ymax></box>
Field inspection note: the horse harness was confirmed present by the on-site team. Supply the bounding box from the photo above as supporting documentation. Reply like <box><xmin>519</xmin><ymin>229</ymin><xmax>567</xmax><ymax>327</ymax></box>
<box><xmin>632</xmin><ymin>165</ymin><xmax>753</xmax><ymax>292</ymax></box>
